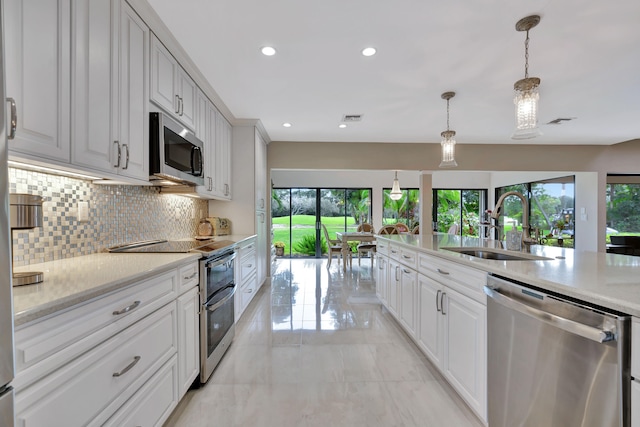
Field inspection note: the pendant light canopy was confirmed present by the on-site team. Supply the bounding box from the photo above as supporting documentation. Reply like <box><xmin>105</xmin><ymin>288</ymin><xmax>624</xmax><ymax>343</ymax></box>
<box><xmin>512</xmin><ymin>15</ymin><xmax>542</xmax><ymax>140</ymax></box>
<box><xmin>439</xmin><ymin>91</ymin><xmax>458</xmax><ymax>168</ymax></box>
<box><xmin>390</xmin><ymin>171</ymin><xmax>402</xmax><ymax>200</ymax></box>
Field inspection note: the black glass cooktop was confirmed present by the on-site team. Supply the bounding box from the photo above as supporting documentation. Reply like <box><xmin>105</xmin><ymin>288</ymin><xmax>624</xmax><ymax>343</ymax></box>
<box><xmin>108</xmin><ymin>239</ymin><xmax>233</xmax><ymax>254</ymax></box>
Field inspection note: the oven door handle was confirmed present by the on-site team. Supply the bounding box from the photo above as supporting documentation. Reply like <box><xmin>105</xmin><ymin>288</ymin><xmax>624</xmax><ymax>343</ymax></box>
<box><xmin>205</xmin><ymin>252</ymin><xmax>236</xmax><ymax>269</ymax></box>
<box><xmin>204</xmin><ymin>285</ymin><xmax>236</xmax><ymax>312</ymax></box>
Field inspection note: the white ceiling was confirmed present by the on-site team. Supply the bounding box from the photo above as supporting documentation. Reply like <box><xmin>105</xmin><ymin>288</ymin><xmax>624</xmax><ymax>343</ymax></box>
<box><xmin>147</xmin><ymin>0</ymin><xmax>640</xmax><ymax>145</ymax></box>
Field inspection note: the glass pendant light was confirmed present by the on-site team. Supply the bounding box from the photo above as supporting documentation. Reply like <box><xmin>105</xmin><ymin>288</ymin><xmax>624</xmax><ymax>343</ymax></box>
<box><xmin>512</xmin><ymin>15</ymin><xmax>542</xmax><ymax>140</ymax></box>
<box><xmin>390</xmin><ymin>171</ymin><xmax>402</xmax><ymax>200</ymax></box>
<box><xmin>439</xmin><ymin>92</ymin><xmax>458</xmax><ymax>168</ymax></box>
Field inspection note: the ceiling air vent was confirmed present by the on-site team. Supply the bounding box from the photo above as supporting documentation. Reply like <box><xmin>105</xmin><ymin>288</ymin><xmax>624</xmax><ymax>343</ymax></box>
<box><xmin>342</xmin><ymin>114</ymin><xmax>363</xmax><ymax>122</ymax></box>
<box><xmin>547</xmin><ymin>117</ymin><xmax>576</xmax><ymax>125</ymax></box>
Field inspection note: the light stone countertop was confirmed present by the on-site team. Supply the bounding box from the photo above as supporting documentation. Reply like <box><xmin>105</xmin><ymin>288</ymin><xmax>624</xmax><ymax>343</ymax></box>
<box><xmin>12</xmin><ymin>234</ymin><xmax>256</xmax><ymax>326</ymax></box>
<box><xmin>379</xmin><ymin>233</ymin><xmax>640</xmax><ymax>317</ymax></box>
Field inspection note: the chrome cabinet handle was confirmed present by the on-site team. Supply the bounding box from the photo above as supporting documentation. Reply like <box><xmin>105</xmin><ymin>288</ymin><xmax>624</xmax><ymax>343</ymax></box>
<box><xmin>113</xmin><ymin>300</ymin><xmax>140</xmax><ymax>315</ymax></box>
<box><xmin>391</xmin><ymin>250</ymin><xmax>398</xmax><ymax>254</ymax></box>
<box><xmin>225</xmin><ymin>183</ymin><xmax>229</xmax><ymax>196</ymax></box>
<box><xmin>402</xmin><ymin>268</ymin><xmax>410</xmax><ymax>274</ymax></box>
<box><xmin>437</xmin><ymin>268</ymin><xmax>450</xmax><ymax>275</ymax></box>
<box><xmin>246</xmin><ymin>264</ymin><xmax>252</xmax><ymax>268</ymax></box>
<box><xmin>436</xmin><ymin>289</ymin><xmax>442</xmax><ymax>312</ymax></box>
<box><xmin>6</xmin><ymin>98</ymin><xmax>17</xmax><ymax>139</ymax></box>
<box><xmin>246</xmin><ymin>288</ymin><xmax>253</xmax><ymax>293</ymax></box>
<box><xmin>122</xmin><ymin>144</ymin><xmax>129</xmax><ymax>169</ymax></box>
<box><xmin>395</xmin><ymin>266</ymin><xmax>399</xmax><ymax>282</ymax></box>
<box><xmin>179</xmin><ymin>97</ymin><xmax>184</xmax><ymax>116</ymax></box>
<box><xmin>113</xmin><ymin>141</ymin><xmax>121</xmax><ymax>167</ymax></box>
<box><xmin>208</xmin><ymin>177</ymin><xmax>213</xmax><ymax>191</ymax></box>
<box><xmin>402</xmin><ymin>255</ymin><xmax>411</xmax><ymax>259</ymax></box>
<box><xmin>112</xmin><ymin>356</ymin><xmax>141</xmax><ymax>377</ymax></box>
<box><xmin>441</xmin><ymin>292</ymin><xmax>446</xmax><ymax>315</ymax></box>
<box><xmin>175</xmin><ymin>95</ymin><xmax>180</xmax><ymax>114</ymax></box>
<box><xmin>183</xmin><ymin>272</ymin><xmax>197</xmax><ymax>280</ymax></box>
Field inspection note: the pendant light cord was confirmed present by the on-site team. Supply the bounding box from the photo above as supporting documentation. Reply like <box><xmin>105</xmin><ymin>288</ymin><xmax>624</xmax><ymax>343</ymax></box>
<box><xmin>524</xmin><ymin>29</ymin><xmax>530</xmax><ymax>78</ymax></box>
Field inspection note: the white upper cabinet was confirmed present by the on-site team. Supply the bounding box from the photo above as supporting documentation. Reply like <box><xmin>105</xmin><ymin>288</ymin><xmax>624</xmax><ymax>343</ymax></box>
<box><xmin>72</xmin><ymin>0</ymin><xmax>149</xmax><ymax>183</ymax></box>
<box><xmin>214</xmin><ymin>111</ymin><xmax>232</xmax><ymax>199</ymax></box>
<box><xmin>255</xmin><ymin>129</ymin><xmax>267</xmax><ymax>210</ymax></box>
<box><xmin>150</xmin><ymin>35</ymin><xmax>197</xmax><ymax>131</ymax></box>
<box><xmin>5</xmin><ymin>0</ymin><xmax>71</xmax><ymax>162</ymax></box>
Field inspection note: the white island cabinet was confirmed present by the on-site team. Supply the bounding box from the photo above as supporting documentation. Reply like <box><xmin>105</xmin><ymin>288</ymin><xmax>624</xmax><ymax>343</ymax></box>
<box><xmin>376</xmin><ymin>236</ymin><xmax>488</xmax><ymax>424</ymax></box>
<box><xmin>13</xmin><ymin>257</ymin><xmax>200</xmax><ymax>426</ymax></box>
<box><xmin>632</xmin><ymin>317</ymin><xmax>640</xmax><ymax>427</ymax></box>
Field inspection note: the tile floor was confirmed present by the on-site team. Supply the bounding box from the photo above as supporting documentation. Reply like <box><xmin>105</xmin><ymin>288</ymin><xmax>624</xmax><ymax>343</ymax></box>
<box><xmin>166</xmin><ymin>258</ymin><xmax>484</xmax><ymax>427</ymax></box>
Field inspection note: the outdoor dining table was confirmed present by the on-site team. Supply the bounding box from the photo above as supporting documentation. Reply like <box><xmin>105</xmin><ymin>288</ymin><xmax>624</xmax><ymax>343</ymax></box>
<box><xmin>335</xmin><ymin>231</ymin><xmax>376</xmax><ymax>272</ymax></box>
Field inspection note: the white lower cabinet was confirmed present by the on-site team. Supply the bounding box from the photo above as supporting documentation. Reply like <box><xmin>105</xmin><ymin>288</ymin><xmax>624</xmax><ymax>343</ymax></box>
<box><xmin>15</xmin><ymin>302</ymin><xmax>177</xmax><ymax>426</ymax></box>
<box><xmin>631</xmin><ymin>317</ymin><xmax>640</xmax><ymax>427</ymax></box>
<box><xmin>235</xmin><ymin>237</ymin><xmax>260</xmax><ymax>321</ymax></box>
<box><xmin>417</xmin><ymin>273</ymin><xmax>444</xmax><ymax>367</ymax></box>
<box><xmin>104</xmin><ymin>355</ymin><xmax>179</xmax><ymax>427</ymax></box>
<box><xmin>375</xmin><ymin>256</ymin><xmax>388</xmax><ymax>305</ymax></box>
<box><xmin>441</xmin><ymin>286</ymin><xmax>486</xmax><ymax>419</ymax></box>
<box><xmin>177</xmin><ymin>286</ymin><xmax>200</xmax><ymax>399</ymax></box>
<box><xmin>14</xmin><ymin>259</ymin><xmax>200</xmax><ymax>426</ymax></box>
<box><xmin>387</xmin><ymin>259</ymin><xmax>400</xmax><ymax>318</ymax></box>
<box><xmin>399</xmin><ymin>265</ymin><xmax>417</xmax><ymax>338</ymax></box>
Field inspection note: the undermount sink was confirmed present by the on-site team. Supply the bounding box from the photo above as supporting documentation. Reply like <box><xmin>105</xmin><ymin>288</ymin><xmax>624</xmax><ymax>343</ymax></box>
<box><xmin>441</xmin><ymin>247</ymin><xmax>553</xmax><ymax>261</ymax></box>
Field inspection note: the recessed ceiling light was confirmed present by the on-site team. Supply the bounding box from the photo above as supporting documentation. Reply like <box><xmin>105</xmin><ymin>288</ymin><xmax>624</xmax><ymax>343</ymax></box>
<box><xmin>282</xmin><ymin>122</ymin><xmax>292</xmax><ymax>128</ymax></box>
<box><xmin>261</xmin><ymin>46</ymin><xmax>276</xmax><ymax>56</ymax></box>
<box><xmin>361</xmin><ymin>47</ymin><xmax>377</xmax><ymax>57</ymax></box>
<box><xmin>339</xmin><ymin>124</ymin><xmax>347</xmax><ymax>128</ymax></box>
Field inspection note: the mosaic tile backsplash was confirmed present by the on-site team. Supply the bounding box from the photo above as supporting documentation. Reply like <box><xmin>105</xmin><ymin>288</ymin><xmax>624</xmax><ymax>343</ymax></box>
<box><xmin>9</xmin><ymin>168</ymin><xmax>208</xmax><ymax>267</ymax></box>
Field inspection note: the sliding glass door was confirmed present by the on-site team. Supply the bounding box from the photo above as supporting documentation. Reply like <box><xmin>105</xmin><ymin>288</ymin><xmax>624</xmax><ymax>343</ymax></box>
<box><xmin>272</xmin><ymin>188</ymin><xmax>372</xmax><ymax>258</ymax></box>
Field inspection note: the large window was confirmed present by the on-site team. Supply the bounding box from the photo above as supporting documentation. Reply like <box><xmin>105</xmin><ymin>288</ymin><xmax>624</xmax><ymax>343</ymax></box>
<box><xmin>272</xmin><ymin>188</ymin><xmax>372</xmax><ymax>257</ymax></box>
<box><xmin>382</xmin><ymin>188</ymin><xmax>419</xmax><ymax>229</ymax></box>
<box><xmin>496</xmin><ymin>176</ymin><xmax>575</xmax><ymax>248</ymax></box>
<box><xmin>432</xmin><ymin>189</ymin><xmax>487</xmax><ymax>237</ymax></box>
<box><xmin>606</xmin><ymin>175</ymin><xmax>640</xmax><ymax>241</ymax></box>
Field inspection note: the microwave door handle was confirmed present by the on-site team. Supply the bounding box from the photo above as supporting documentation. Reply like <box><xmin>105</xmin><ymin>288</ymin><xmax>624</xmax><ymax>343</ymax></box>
<box><xmin>191</xmin><ymin>146</ymin><xmax>203</xmax><ymax>176</ymax></box>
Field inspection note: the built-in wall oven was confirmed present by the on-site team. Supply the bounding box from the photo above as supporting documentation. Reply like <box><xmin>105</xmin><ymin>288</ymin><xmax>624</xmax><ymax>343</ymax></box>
<box><xmin>199</xmin><ymin>248</ymin><xmax>236</xmax><ymax>383</ymax></box>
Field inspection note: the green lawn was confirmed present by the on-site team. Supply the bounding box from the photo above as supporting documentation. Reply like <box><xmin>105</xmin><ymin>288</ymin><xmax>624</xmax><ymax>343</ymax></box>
<box><xmin>273</xmin><ymin>215</ymin><xmax>356</xmax><ymax>256</ymax></box>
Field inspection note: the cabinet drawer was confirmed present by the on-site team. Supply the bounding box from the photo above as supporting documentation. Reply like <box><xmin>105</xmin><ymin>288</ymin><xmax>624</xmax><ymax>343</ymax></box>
<box><xmin>398</xmin><ymin>246</ymin><xmax>417</xmax><ymax>269</ymax></box>
<box><xmin>16</xmin><ymin>302</ymin><xmax>177</xmax><ymax>426</ymax></box>
<box><xmin>376</xmin><ymin>239</ymin><xmax>390</xmax><ymax>256</ymax></box>
<box><xmin>104</xmin><ymin>355</ymin><xmax>179</xmax><ymax>427</ymax></box>
<box><xmin>15</xmin><ymin>270</ymin><xmax>178</xmax><ymax>390</ymax></box>
<box><xmin>418</xmin><ymin>253</ymin><xmax>487</xmax><ymax>304</ymax></box>
<box><xmin>241</xmin><ymin>273</ymin><xmax>258</xmax><ymax>310</ymax></box>
<box><xmin>178</xmin><ymin>261</ymin><xmax>199</xmax><ymax>294</ymax></box>
<box><xmin>239</xmin><ymin>252</ymin><xmax>257</xmax><ymax>284</ymax></box>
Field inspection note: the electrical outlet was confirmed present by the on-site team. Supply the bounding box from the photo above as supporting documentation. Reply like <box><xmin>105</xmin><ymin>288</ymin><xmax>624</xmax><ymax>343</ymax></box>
<box><xmin>78</xmin><ymin>201</ymin><xmax>89</xmax><ymax>222</ymax></box>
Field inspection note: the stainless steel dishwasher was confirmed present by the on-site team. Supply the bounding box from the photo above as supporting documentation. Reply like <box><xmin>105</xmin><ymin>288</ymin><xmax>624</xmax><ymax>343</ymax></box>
<box><xmin>485</xmin><ymin>275</ymin><xmax>630</xmax><ymax>427</ymax></box>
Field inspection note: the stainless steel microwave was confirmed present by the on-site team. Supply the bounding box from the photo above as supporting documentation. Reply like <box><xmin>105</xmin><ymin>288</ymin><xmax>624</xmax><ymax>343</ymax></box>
<box><xmin>149</xmin><ymin>112</ymin><xmax>204</xmax><ymax>186</ymax></box>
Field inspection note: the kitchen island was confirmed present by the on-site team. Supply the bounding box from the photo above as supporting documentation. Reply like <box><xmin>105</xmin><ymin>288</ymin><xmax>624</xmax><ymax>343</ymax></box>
<box><xmin>382</xmin><ymin>233</ymin><xmax>640</xmax><ymax>316</ymax></box>
<box><xmin>376</xmin><ymin>233</ymin><xmax>640</xmax><ymax>425</ymax></box>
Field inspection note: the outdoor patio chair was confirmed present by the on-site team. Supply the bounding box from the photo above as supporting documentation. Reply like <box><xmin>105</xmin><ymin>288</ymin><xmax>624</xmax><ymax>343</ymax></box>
<box><xmin>378</xmin><ymin>225</ymin><xmax>399</xmax><ymax>235</ymax></box>
<box><xmin>411</xmin><ymin>225</ymin><xmax>420</xmax><ymax>234</ymax></box>
<box><xmin>395</xmin><ymin>223</ymin><xmax>410</xmax><ymax>233</ymax></box>
<box><xmin>356</xmin><ymin>223</ymin><xmax>374</xmax><ymax>233</ymax></box>
<box><xmin>447</xmin><ymin>223</ymin><xmax>459</xmax><ymax>235</ymax></box>
<box><xmin>322</xmin><ymin>224</ymin><xmax>350</xmax><ymax>269</ymax></box>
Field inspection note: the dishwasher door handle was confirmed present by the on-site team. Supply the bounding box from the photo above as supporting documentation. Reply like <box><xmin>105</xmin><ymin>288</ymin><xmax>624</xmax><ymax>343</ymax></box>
<box><xmin>484</xmin><ymin>286</ymin><xmax>616</xmax><ymax>343</ymax></box>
